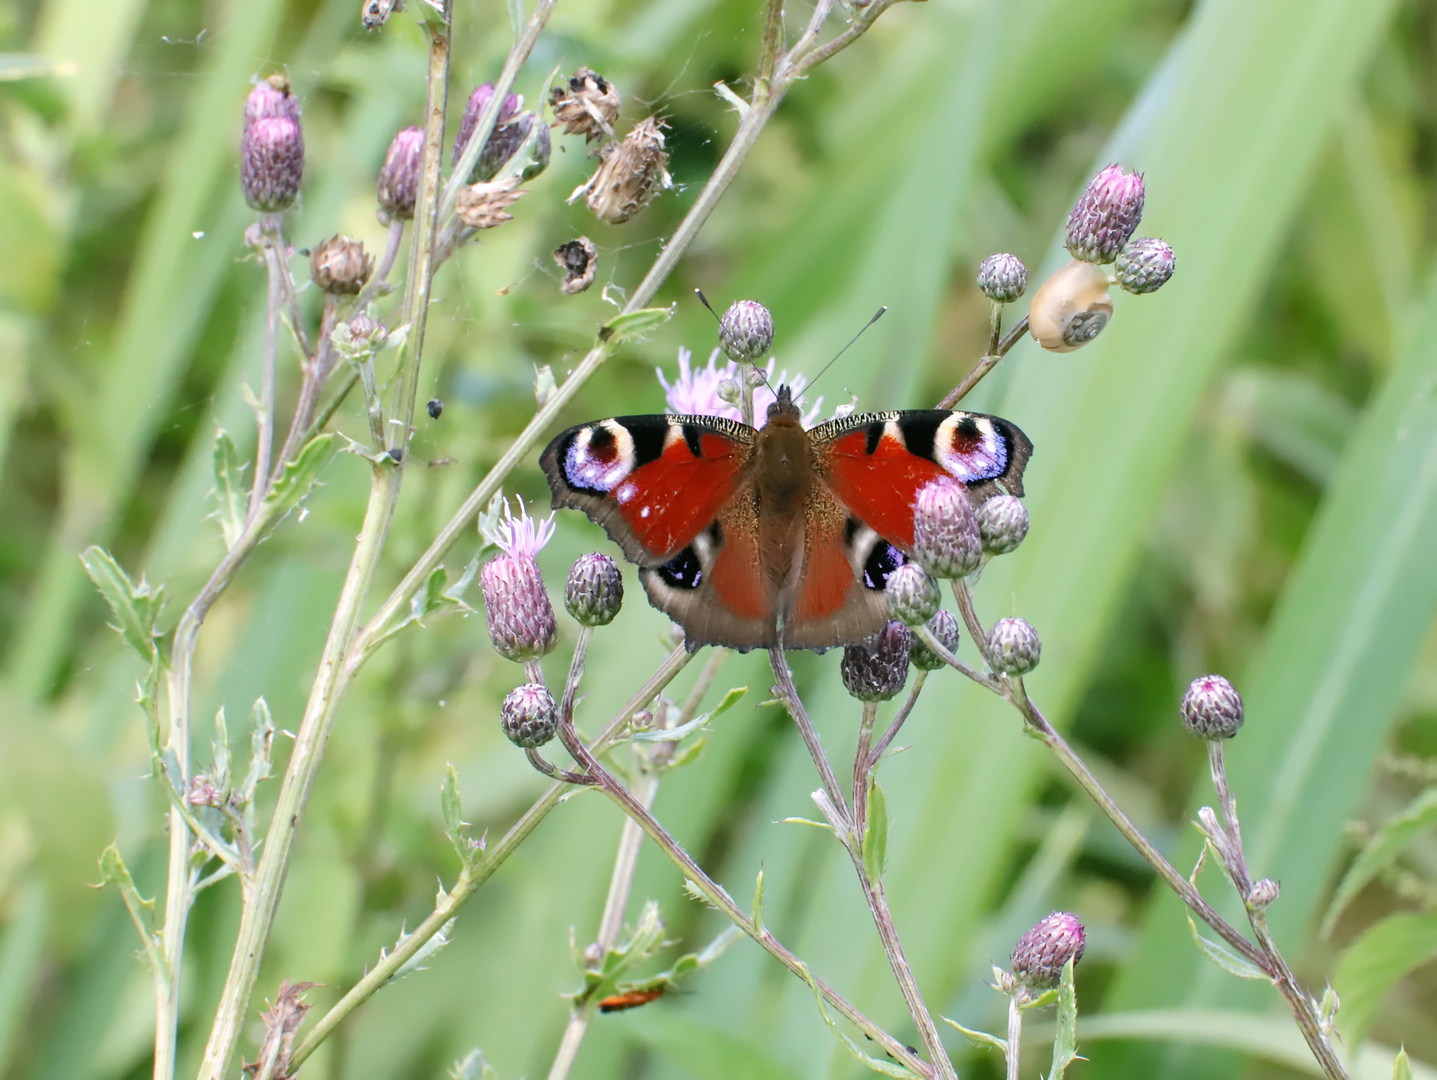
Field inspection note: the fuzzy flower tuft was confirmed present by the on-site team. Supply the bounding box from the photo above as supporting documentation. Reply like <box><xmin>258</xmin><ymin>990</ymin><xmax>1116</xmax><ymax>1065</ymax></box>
<box><xmin>480</xmin><ymin>498</ymin><xmax>558</xmax><ymax>662</ymax></box>
<box><xmin>656</xmin><ymin>349</ymin><xmax>823</xmax><ymax>427</ymax></box>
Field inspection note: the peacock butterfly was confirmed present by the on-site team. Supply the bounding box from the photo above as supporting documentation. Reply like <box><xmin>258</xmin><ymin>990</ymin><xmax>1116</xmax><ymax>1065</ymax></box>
<box><xmin>541</xmin><ymin>387</ymin><xmax>1032</xmax><ymax>652</ymax></box>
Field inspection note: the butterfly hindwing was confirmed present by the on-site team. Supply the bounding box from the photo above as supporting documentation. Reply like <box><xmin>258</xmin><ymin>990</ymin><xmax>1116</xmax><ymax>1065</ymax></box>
<box><xmin>540</xmin><ymin>414</ymin><xmax>752</xmax><ymax>566</ymax></box>
<box><xmin>810</xmin><ymin>409</ymin><xmax>1032</xmax><ymax>548</ymax></box>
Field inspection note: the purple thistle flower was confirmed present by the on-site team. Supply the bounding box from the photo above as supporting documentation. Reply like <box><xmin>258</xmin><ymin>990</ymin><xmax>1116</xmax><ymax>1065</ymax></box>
<box><xmin>480</xmin><ymin>498</ymin><xmax>558</xmax><ymax>662</ymax></box>
<box><xmin>655</xmin><ymin>349</ymin><xmax>822</xmax><ymax>427</ymax></box>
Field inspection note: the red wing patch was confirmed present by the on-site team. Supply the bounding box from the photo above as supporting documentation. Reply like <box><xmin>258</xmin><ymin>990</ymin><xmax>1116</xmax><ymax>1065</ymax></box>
<box><xmin>792</xmin><ymin>520</ymin><xmax>854</xmax><ymax>622</ymax></box>
<box><xmin>820</xmin><ymin>426</ymin><xmax>950</xmax><ymax>548</ymax></box>
<box><xmin>705</xmin><ymin>511</ymin><xmax>768</xmax><ymax>621</ymax></box>
<box><xmin>610</xmin><ymin>432</ymin><xmax>743</xmax><ymax>557</ymax></box>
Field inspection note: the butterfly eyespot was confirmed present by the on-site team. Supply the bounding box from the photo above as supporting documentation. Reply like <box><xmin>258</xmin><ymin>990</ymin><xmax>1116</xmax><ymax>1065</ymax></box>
<box><xmin>862</xmin><ymin>542</ymin><xmax>905</xmax><ymax>590</ymax></box>
<box><xmin>656</xmin><ymin>547</ymin><xmax>703</xmax><ymax>590</ymax></box>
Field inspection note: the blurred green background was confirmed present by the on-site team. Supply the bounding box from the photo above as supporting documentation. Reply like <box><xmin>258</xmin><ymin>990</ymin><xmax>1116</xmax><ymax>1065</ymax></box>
<box><xmin>3</xmin><ymin>0</ymin><xmax>1437</xmax><ymax>1077</ymax></box>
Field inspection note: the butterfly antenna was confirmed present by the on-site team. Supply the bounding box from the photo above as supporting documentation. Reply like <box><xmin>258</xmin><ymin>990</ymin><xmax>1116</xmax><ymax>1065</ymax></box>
<box><xmin>805</xmin><ymin>306</ymin><xmax>887</xmax><ymax>395</ymax></box>
<box><xmin>694</xmin><ymin>289</ymin><xmax>721</xmax><ymax>321</ymax></box>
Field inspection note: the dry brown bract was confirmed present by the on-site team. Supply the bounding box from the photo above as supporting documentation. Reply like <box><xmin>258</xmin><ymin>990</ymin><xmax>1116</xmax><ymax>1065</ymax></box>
<box><xmin>549</xmin><ymin>67</ymin><xmax>620</xmax><ymax>143</ymax></box>
<box><xmin>241</xmin><ymin>980</ymin><xmax>317</xmax><ymax>1080</ymax></box>
<box><xmin>456</xmin><ymin>178</ymin><xmax>527</xmax><ymax>230</ymax></box>
<box><xmin>568</xmin><ymin>116</ymin><xmax>670</xmax><ymax>225</ymax></box>
<box><xmin>553</xmin><ymin>237</ymin><xmax>598</xmax><ymax>294</ymax></box>
<box><xmin>309</xmin><ymin>235</ymin><xmax>373</xmax><ymax>295</ymax></box>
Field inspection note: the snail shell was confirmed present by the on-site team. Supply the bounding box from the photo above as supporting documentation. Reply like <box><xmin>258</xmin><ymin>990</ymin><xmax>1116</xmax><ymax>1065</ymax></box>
<box><xmin>1028</xmin><ymin>259</ymin><xmax>1114</xmax><ymax>352</ymax></box>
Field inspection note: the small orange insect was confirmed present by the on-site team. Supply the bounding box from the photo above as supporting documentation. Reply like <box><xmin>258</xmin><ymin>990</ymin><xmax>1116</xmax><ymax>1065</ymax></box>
<box><xmin>597</xmin><ymin>987</ymin><xmax>666</xmax><ymax>1013</ymax></box>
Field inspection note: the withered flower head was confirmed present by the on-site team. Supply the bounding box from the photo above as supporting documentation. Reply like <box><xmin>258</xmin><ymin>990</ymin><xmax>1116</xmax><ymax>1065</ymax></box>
<box><xmin>570</xmin><ymin>116</ymin><xmax>670</xmax><ymax>225</ymax></box>
<box><xmin>553</xmin><ymin>237</ymin><xmax>598</xmax><ymax>294</ymax></box>
<box><xmin>549</xmin><ymin>67</ymin><xmax>620</xmax><ymax>142</ymax></box>
<box><xmin>309</xmin><ymin>235</ymin><xmax>373</xmax><ymax>295</ymax></box>
<box><xmin>456</xmin><ymin>178</ymin><xmax>527</xmax><ymax>230</ymax></box>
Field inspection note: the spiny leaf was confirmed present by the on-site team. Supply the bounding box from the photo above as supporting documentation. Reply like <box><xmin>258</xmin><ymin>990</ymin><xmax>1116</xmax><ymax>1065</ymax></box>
<box><xmin>863</xmin><ymin>777</ymin><xmax>889</xmax><ymax>884</ymax></box>
<box><xmin>601</xmin><ymin>305</ymin><xmax>675</xmax><ymax>345</ymax></box>
<box><xmin>441</xmin><ymin>764</ymin><xmax>480</xmax><ymax>869</ymax></box>
<box><xmin>80</xmin><ymin>546</ymin><xmax>165</xmax><ymax>662</ymax></box>
<box><xmin>259</xmin><ymin>432</ymin><xmax>336</xmax><ymax>522</ymax></box>
<box><xmin>211</xmin><ymin>428</ymin><xmax>247</xmax><ymax>548</ymax></box>
<box><xmin>1046</xmin><ymin>957</ymin><xmax>1081</xmax><ymax>1080</ymax></box>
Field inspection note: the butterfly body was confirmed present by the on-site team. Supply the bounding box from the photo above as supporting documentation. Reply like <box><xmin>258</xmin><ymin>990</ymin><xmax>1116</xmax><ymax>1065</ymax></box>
<box><xmin>541</xmin><ymin>388</ymin><xmax>1031</xmax><ymax>652</ymax></box>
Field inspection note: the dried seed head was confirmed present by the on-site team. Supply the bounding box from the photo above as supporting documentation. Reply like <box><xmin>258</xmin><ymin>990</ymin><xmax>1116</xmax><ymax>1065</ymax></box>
<box><xmin>1115</xmin><ymin>237</ymin><xmax>1176</xmax><ymax>295</ymax></box>
<box><xmin>453</xmin><ymin>83</ymin><xmax>519</xmax><ymax>177</ymax></box>
<box><xmin>241</xmin><ymin>113</ymin><xmax>304</xmax><ymax>212</ymax></box>
<box><xmin>565</xmin><ymin>552</ymin><xmax>624</xmax><ymax>627</ymax></box>
<box><xmin>841</xmin><ymin>622</ymin><xmax>912</xmax><ymax>702</ymax></box>
<box><xmin>376</xmin><ymin>125</ymin><xmax>424</xmax><ymax>221</ymax></box>
<box><xmin>913</xmin><ymin>478</ymin><xmax>982</xmax><ymax>578</ymax></box>
<box><xmin>477</xmin><ymin>111</ymin><xmax>550</xmax><ymax>183</ymax></box>
<box><xmin>553</xmin><ymin>237</ymin><xmax>598</xmax><ymax>295</ymax></box>
<box><xmin>455</xmin><ymin>178</ymin><xmax>527</xmax><ymax>230</ymax></box>
<box><xmin>1065</xmin><ymin>163</ymin><xmax>1145</xmax><ymax>264</ymax></box>
<box><xmin>884</xmin><ymin>563</ymin><xmax>940</xmax><ymax>627</ymax></box>
<box><xmin>480</xmin><ymin>502</ymin><xmax>558</xmax><ymax>662</ymax></box>
<box><xmin>1028</xmin><ymin>259</ymin><xmax>1113</xmax><ymax>352</ymax></box>
<box><xmin>309</xmin><ymin>235</ymin><xmax>373</xmax><ymax>295</ymax></box>
<box><xmin>572</xmin><ymin>116</ymin><xmax>670</xmax><ymax>224</ymax></box>
<box><xmin>988</xmin><ymin>617</ymin><xmax>1041</xmax><ymax>675</ymax></box>
<box><xmin>550</xmin><ymin>67</ymin><xmax>620</xmax><ymax>142</ymax></box>
<box><xmin>977</xmin><ymin>253</ymin><xmax>1028</xmax><ymax>304</ymax></box>
<box><xmin>977</xmin><ymin>494</ymin><xmax>1029</xmax><ymax>556</ymax></box>
<box><xmin>501</xmin><ymin>683</ymin><xmax>558</xmax><ymax>748</ymax></box>
<box><xmin>909</xmin><ymin>609</ymin><xmax>960</xmax><ymax>671</ymax></box>
<box><xmin>718</xmin><ymin>300</ymin><xmax>775</xmax><ymax>362</ymax></box>
<box><xmin>1248</xmin><ymin>878</ymin><xmax>1280</xmax><ymax>909</ymax></box>
<box><xmin>1179</xmin><ymin>674</ymin><xmax>1244</xmax><ymax>739</ymax></box>
<box><xmin>1009</xmin><ymin>912</ymin><xmax>1086</xmax><ymax>991</ymax></box>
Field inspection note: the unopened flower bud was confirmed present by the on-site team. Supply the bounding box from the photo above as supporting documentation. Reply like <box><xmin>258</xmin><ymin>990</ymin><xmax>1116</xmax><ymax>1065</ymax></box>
<box><xmin>310</xmin><ymin>235</ymin><xmax>374</xmax><ymax>295</ymax></box>
<box><xmin>346</xmin><ymin>311</ymin><xmax>387</xmax><ymax>346</ymax></box>
<box><xmin>453</xmin><ymin>83</ymin><xmax>519</xmax><ymax>178</ymax></box>
<box><xmin>244</xmin><ymin>75</ymin><xmax>301</xmax><ymax>128</ymax></box>
<box><xmin>1028</xmin><ymin>259</ymin><xmax>1113</xmax><ymax>352</ymax></box>
<box><xmin>1065</xmin><ymin>164</ymin><xmax>1145</xmax><ymax>264</ymax></box>
<box><xmin>553</xmin><ymin>237</ymin><xmax>598</xmax><ymax>295</ymax></box>
<box><xmin>1115</xmin><ymin>237</ymin><xmax>1175</xmax><ymax>295</ymax></box>
<box><xmin>188</xmin><ymin>775</ymin><xmax>223</xmax><ymax>807</ymax></box>
<box><xmin>565</xmin><ymin>553</ymin><xmax>624</xmax><ymax>626</ymax></box>
<box><xmin>377</xmin><ymin>125</ymin><xmax>423</xmax><ymax>220</ymax></box>
<box><xmin>988</xmin><ymin>617</ymin><xmax>1040</xmax><ymax>675</ymax></box>
<box><xmin>550</xmin><ymin>67</ymin><xmax>621</xmax><ymax>142</ymax></box>
<box><xmin>241</xmin><ymin>113</ymin><xmax>304</xmax><ymax>212</ymax></box>
<box><xmin>1180</xmin><ymin>674</ymin><xmax>1243</xmax><ymax>739</ymax></box>
<box><xmin>913</xmin><ymin>478</ymin><xmax>982</xmax><ymax>578</ymax></box>
<box><xmin>481</xmin><ymin>552</ymin><xmax>558</xmax><ymax>662</ymax></box>
<box><xmin>477</xmin><ymin>111</ymin><xmax>550</xmax><ymax>183</ymax></box>
<box><xmin>909</xmin><ymin>609</ymin><xmax>960</xmax><ymax>671</ymax></box>
<box><xmin>1010</xmin><ymin>912</ymin><xmax>1086</xmax><ymax>991</ymax></box>
<box><xmin>716</xmin><ymin>379</ymin><xmax>741</xmax><ymax>405</ymax></box>
<box><xmin>718</xmin><ymin>300</ymin><xmax>774</xmax><ymax>362</ymax></box>
<box><xmin>572</xmin><ymin>116</ymin><xmax>670</xmax><ymax>224</ymax></box>
<box><xmin>582</xmin><ymin>941</ymin><xmax>605</xmax><ymax>967</ymax></box>
<box><xmin>1247</xmin><ymin>878</ymin><xmax>1280</xmax><ymax>909</ymax></box>
<box><xmin>884</xmin><ymin>564</ymin><xmax>940</xmax><ymax>626</ymax></box>
<box><xmin>977</xmin><ymin>495</ymin><xmax>1029</xmax><ymax>555</ymax></box>
<box><xmin>977</xmin><ymin>253</ymin><xmax>1028</xmax><ymax>303</ymax></box>
<box><xmin>841</xmin><ymin>622</ymin><xmax>912</xmax><ymax>702</ymax></box>
<box><xmin>501</xmin><ymin>682</ymin><xmax>558</xmax><ymax>748</ymax></box>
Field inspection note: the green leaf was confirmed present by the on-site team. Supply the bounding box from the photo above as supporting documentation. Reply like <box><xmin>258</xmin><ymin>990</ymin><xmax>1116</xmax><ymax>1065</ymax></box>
<box><xmin>211</xmin><ymin>706</ymin><xmax>231</xmax><ymax>791</ymax></box>
<box><xmin>941</xmin><ymin>1016</ymin><xmax>1007</xmax><ymax>1053</ymax></box>
<box><xmin>414</xmin><ymin>567</ymin><xmax>448</xmax><ymax>621</ymax></box>
<box><xmin>449</xmin><ymin>1048</ymin><xmax>499</xmax><ymax>1080</ymax></box>
<box><xmin>441</xmin><ymin>764</ymin><xmax>479</xmax><ymax>869</ymax></box>
<box><xmin>1320</xmin><ymin>786</ymin><xmax>1437</xmax><ymax>939</ymax></box>
<box><xmin>97</xmin><ymin>845</ymin><xmax>166</xmax><ymax>984</ymax></box>
<box><xmin>1395</xmin><ymin>1049</ymin><xmax>1414</xmax><ymax>1080</ymax></box>
<box><xmin>863</xmin><ymin>777</ymin><xmax>889</xmax><ymax>884</ymax></box>
<box><xmin>666</xmin><ymin>736</ymin><xmax>708</xmax><ymax>770</ymax></box>
<box><xmin>629</xmin><ymin>686</ymin><xmax>747</xmax><ymax>743</ymax></box>
<box><xmin>751</xmin><ymin>868</ymin><xmax>765</xmax><ymax>931</ymax></box>
<box><xmin>600</xmin><ymin>305</ymin><xmax>675</xmax><ymax>346</ymax></box>
<box><xmin>211</xmin><ymin>428</ymin><xmax>247</xmax><ymax>548</ymax></box>
<box><xmin>1047</xmin><ymin>957</ymin><xmax>1080</xmax><ymax>1080</ymax></box>
<box><xmin>1185</xmin><ymin>913</ymin><xmax>1267</xmax><ymax>981</ymax></box>
<box><xmin>79</xmin><ymin>546</ymin><xmax>164</xmax><ymax>662</ymax></box>
<box><xmin>1332</xmin><ymin>912</ymin><xmax>1437</xmax><ymax>1046</ymax></box>
<box><xmin>239</xmin><ymin>697</ymin><xmax>274</xmax><ymax>811</ymax></box>
<box><xmin>259</xmin><ymin>432</ymin><xmax>336</xmax><ymax>522</ymax></box>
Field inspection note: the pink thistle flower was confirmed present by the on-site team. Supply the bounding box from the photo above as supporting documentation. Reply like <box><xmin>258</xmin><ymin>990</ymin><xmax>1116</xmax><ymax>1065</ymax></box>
<box><xmin>480</xmin><ymin>497</ymin><xmax>557</xmax><ymax>662</ymax></box>
<box><xmin>656</xmin><ymin>349</ymin><xmax>823</xmax><ymax>428</ymax></box>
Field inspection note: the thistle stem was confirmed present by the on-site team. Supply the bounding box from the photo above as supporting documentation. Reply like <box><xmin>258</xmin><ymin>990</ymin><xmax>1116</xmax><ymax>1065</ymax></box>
<box><xmin>1005</xmin><ymin>995</ymin><xmax>1022</xmax><ymax>1080</ymax></box>
<box><xmin>249</xmin><ymin>236</ymin><xmax>285</xmax><ymax>521</ymax></box>
<box><xmin>937</xmin><ymin>315</ymin><xmax>1030</xmax><ymax>409</ymax></box>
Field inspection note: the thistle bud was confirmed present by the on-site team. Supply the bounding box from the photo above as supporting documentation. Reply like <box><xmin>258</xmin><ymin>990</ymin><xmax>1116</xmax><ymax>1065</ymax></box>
<box><xmin>977</xmin><ymin>253</ymin><xmax>1028</xmax><ymax>304</ymax></box>
<box><xmin>565</xmin><ymin>553</ymin><xmax>624</xmax><ymax>627</ymax></box>
<box><xmin>241</xmin><ymin>113</ymin><xmax>304</xmax><ymax>212</ymax></box>
<box><xmin>718</xmin><ymin>300</ymin><xmax>774</xmax><ymax>362</ymax></box>
<box><xmin>913</xmin><ymin>478</ymin><xmax>982</xmax><ymax>579</ymax></box>
<box><xmin>550</xmin><ymin>67</ymin><xmax>621</xmax><ymax>142</ymax></box>
<box><xmin>501</xmin><ymin>683</ymin><xmax>558</xmax><ymax>748</ymax></box>
<box><xmin>1009</xmin><ymin>912</ymin><xmax>1086</xmax><ymax>991</ymax></box>
<box><xmin>480</xmin><ymin>502</ymin><xmax>558</xmax><ymax>663</ymax></box>
<box><xmin>377</xmin><ymin>125</ymin><xmax>423</xmax><ymax>221</ymax></box>
<box><xmin>553</xmin><ymin>237</ymin><xmax>598</xmax><ymax>295</ymax></box>
<box><xmin>455</xmin><ymin>178</ymin><xmax>526</xmax><ymax>231</ymax></box>
<box><xmin>477</xmin><ymin>111</ymin><xmax>550</xmax><ymax>183</ymax></box>
<box><xmin>840</xmin><ymin>622</ymin><xmax>912</xmax><ymax>702</ymax></box>
<box><xmin>453</xmin><ymin>83</ymin><xmax>519</xmax><ymax>177</ymax></box>
<box><xmin>1248</xmin><ymin>878</ymin><xmax>1280</xmax><ymax>909</ymax></box>
<box><xmin>309</xmin><ymin>235</ymin><xmax>373</xmax><ymax>295</ymax></box>
<box><xmin>1179</xmin><ymin>674</ymin><xmax>1243</xmax><ymax>739</ymax></box>
<box><xmin>884</xmin><ymin>564</ymin><xmax>940</xmax><ymax>627</ymax></box>
<box><xmin>1115</xmin><ymin>237</ymin><xmax>1175</xmax><ymax>295</ymax></box>
<box><xmin>572</xmin><ymin>116</ymin><xmax>670</xmax><ymax>224</ymax></box>
<box><xmin>188</xmin><ymin>775</ymin><xmax>223</xmax><ymax>808</ymax></box>
<box><xmin>244</xmin><ymin>75</ymin><xmax>301</xmax><ymax>128</ymax></box>
<box><xmin>987</xmin><ymin>617</ymin><xmax>1040</xmax><ymax>675</ymax></box>
<box><xmin>909</xmin><ymin>609</ymin><xmax>960</xmax><ymax>671</ymax></box>
<box><xmin>1028</xmin><ymin>259</ymin><xmax>1113</xmax><ymax>352</ymax></box>
<box><xmin>347</xmin><ymin>311</ymin><xmax>387</xmax><ymax>347</ymax></box>
<box><xmin>977</xmin><ymin>494</ymin><xmax>1029</xmax><ymax>555</ymax></box>
<box><xmin>1065</xmin><ymin>164</ymin><xmax>1145</xmax><ymax>264</ymax></box>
